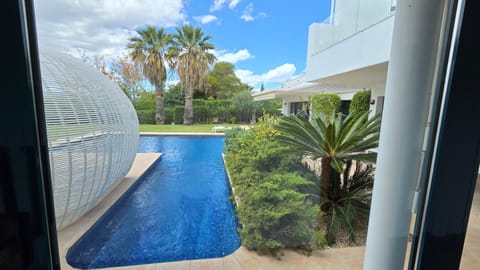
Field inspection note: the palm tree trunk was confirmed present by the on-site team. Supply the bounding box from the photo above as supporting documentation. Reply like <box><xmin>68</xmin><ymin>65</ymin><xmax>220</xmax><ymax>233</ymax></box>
<box><xmin>320</xmin><ymin>157</ymin><xmax>332</xmax><ymax>210</ymax></box>
<box><xmin>155</xmin><ymin>85</ymin><xmax>165</xmax><ymax>125</ymax></box>
<box><xmin>320</xmin><ymin>157</ymin><xmax>341</xmax><ymax>212</ymax></box>
<box><xmin>184</xmin><ymin>86</ymin><xmax>193</xmax><ymax>125</ymax></box>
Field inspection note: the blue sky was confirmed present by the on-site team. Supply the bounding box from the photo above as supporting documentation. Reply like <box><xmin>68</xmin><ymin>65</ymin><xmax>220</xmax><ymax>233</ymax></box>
<box><xmin>34</xmin><ymin>0</ymin><xmax>331</xmax><ymax>90</ymax></box>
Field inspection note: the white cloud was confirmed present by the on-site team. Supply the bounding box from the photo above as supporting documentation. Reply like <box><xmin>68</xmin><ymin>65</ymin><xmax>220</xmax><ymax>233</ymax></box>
<box><xmin>214</xmin><ymin>49</ymin><xmax>253</xmax><ymax>64</ymax></box>
<box><xmin>240</xmin><ymin>3</ymin><xmax>254</xmax><ymax>21</ymax></box>
<box><xmin>210</xmin><ymin>0</ymin><xmax>240</xmax><ymax>12</ymax></box>
<box><xmin>235</xmin><ymin>64</ymin><xmax>296</xmax><ymax>86</ymax></box>
<box><xmin>194</xmin><ymin>15</ymin><xmax>218</xmax><ymax>25</ymax></box>
<box><xmin>240</xmin><ymin>3</ymin><xmax>266</xmax><ymax>22</ymax></box>
<box><xmin>228</xmin><ymin>0</ymin><xmax>241</xmax><ymax>9</ymax></box>
<box><xmin>34</xmin><ymin>0</ymin><xmax>185</xmax><ymax>61</ymax></box>
<box><xmin>258</xmin><ymin>12</ymin><xmax>267</xmax><ymax>18</ymax></box>
<box><xmin>209</xmin><ymin>0</ymin><xmax>226</xmax><ymax>12</ymax></box>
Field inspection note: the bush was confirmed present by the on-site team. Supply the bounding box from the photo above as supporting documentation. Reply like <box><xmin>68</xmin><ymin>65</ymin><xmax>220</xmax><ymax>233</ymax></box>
<box><xmin>164</xmin><ymin>108</ymin><xmax>174</xmax><ymax>124</ymax></box>
<box><xmin>311</xmin><ymin>94</ymin><xmax>341</xmax><ymax>115</ymax></box>
<box><xmin>255</xmin><ymin>100</ymin><xmax>282</xmax><ymax>117</ymax></box>
<box><xmin>349</xmin><ymin>89</ymin><xmax>371</xmax><ymax>114</ymax></box>
<box><xmin>321</xmin><ymin>162</ymin><xmax>375</xmax><ymax>244</ymax></box>
<box><xmin>173</xmin><ymin>106</ymin><xmax>184</xmax><ymax>124</ymax></box>
<box><xmin>136</xmin><ymin>109</ymin><xmax>155</xmax><ymax>124</ymax></box>
<box><xmin>193</xmin><ymin>105</ymin><xmax>208</xmax><ymax>123</ymax></box>
<box><xmin>133</xmin><ymin>91</ymin><xmax>156</xmax><ymax>110</ymax></box>
<box><xmin>193</xmin><ymin>99</ymin><xmax>233</xmax><ymax>123</ymax></box>
<box><xmin>224</xmin><ymin>115</ymin><xmax>320</xmax><ymax>254</ymax></box>
<box><xmin>231</xmin><ymin>91</ymin><xmax>255</xmax><ymax>123</ymax></box>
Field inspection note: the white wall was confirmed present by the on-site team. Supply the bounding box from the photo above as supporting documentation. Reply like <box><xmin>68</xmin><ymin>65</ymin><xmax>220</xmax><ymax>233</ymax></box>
<box><xmin>305</xmin><ymin>16</ymin><xmax>394</xmax><ymax>83</ymax></box>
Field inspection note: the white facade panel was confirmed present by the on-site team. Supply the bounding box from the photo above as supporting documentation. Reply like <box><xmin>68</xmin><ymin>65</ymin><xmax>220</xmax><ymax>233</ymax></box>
<box><xmin>305</xmin><ymin>15</ymin><xmax>394</xmax><ymax>83</ymax></box>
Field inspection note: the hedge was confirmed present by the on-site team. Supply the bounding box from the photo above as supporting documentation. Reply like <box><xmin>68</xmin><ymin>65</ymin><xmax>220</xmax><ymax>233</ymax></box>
<box><xmin>311</xmin><ymin>94</ymin><xmax>341</xmax><ymax>115</ymax></box>
<box><xmin>194</xmin><ymin>105</ymin><xmax>208</xmax><ymax>123</ymax></box>
<box><xmin>349</xmin><ymin>89</ymin><xmax>371</xmax><ymax>114</ymax></box>
<box><xmin>136</xmin><ymin>110</ymin><xmax>155</xmax><ymax>124</ymax></box>
<box><xmin>164</xmin><ymin>108</ymin><xmax>174</xmax><ymax>124</ymax></box>
<box><xmin>174</xmin><ymin>106</ymin><xmax>184</xmax><ymax>124</ymax></box>
<box><xmin>136</xmin><ymin>98</ymin><xmax>281</xmax><ymax>125</ymax></box>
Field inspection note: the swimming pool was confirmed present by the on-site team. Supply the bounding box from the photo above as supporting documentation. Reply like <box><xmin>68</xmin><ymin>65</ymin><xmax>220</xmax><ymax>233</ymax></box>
<box><xmin>66</xmin><ymin>135</ymin><xmax>240</xmax><ymax>268</ymax></box>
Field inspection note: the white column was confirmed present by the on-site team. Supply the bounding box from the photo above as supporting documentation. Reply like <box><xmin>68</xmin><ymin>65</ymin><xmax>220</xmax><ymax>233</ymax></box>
<box><xmin>281</xmin><ymin>98</ymin><xmax>289</xmax><ymax>116</ymax></box>
<box><xmin>364</xmin><ymin>0</ymin><xmax>450</xmax><ymax>269</ymax></box>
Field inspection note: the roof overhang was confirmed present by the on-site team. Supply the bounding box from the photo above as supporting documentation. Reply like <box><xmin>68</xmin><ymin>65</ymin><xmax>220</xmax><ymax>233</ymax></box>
<box><xmin>252</xmin><ymin>81</ymin><xmax>357</xmax><ymax>101</ymax></box>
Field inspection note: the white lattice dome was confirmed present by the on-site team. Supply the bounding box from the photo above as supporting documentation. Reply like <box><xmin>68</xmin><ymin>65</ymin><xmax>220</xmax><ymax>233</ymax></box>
<box><xmin>40</xmin><ymin>48</ymin><xmax>139</xmax><ymax>229</ymax></box>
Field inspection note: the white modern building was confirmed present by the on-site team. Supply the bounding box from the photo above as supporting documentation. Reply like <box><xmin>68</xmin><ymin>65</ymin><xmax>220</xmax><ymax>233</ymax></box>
<box><xmin>253</xmin><ymin>0</ymin><xmax>397</xmax><ymax>116</ymax></box>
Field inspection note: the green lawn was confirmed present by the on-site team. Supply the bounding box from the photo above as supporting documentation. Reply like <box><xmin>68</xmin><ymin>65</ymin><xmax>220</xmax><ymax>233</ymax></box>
<box><xmin>140</xmin><ymin>123</ymin><xmax>248</xmax><ymax>133</ymax></box>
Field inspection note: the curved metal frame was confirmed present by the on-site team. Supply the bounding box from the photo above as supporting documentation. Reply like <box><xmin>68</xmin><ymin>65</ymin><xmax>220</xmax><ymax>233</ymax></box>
<box><xmin>40</xmin><ymin>48</ymin><xmax>139</xmax><ymax>229</ymax></box>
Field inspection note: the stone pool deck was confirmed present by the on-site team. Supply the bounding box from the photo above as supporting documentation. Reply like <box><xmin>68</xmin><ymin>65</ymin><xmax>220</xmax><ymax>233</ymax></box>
<box><xmin>57</xmin><ymin>149</ymin><xmax>480</xmax><ymax>269</ymax></box>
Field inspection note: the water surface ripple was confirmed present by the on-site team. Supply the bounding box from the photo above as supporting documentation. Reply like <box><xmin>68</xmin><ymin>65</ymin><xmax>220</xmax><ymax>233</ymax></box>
<box><xmin>66</xmin><ymin>136</ymin><xmax>240</xmax><ymax>268</ymax></box>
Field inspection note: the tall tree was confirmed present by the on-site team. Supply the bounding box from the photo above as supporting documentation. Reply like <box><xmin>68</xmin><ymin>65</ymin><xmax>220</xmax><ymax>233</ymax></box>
<box><xmin>110</xmin><ymin>55</ymin><xmax>144</xmax><ymax>101</ymax></box>
<box><xmin>168</xmin><ymin>25</ymin><xmax>216</xmax><ymax>125</ymax></box>
<box><xmin>207</xmin><ymin>61</ymin><xmax>244</xmax><ymax>99</ymax></box>
<box><xmin>164</xmin><ymin>83</ymin><xmax>184</xmax><ymax>107</ymax></box>
<box><xmin>127</xmin><ymin>25</ymin><xmax>172</xmax><ymax>124</ymax></box>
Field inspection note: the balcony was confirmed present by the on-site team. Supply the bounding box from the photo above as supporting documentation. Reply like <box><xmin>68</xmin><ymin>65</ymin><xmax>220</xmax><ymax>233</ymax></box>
<box><xmin>305</xmin><ymin>0</ymin><xmax>396</xmax><ymax>87</ymax></box>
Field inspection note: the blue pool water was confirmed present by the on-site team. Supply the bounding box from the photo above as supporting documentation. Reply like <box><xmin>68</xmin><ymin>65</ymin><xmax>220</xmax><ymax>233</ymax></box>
<box><xmin>66</xmin><ymin>136</ymin><xmax>240</xmax><ymax>268</ymax></box>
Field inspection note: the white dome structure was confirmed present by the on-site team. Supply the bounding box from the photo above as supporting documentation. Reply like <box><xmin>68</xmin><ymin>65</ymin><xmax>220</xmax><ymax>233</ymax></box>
<box><xmin>40</xmin><ymin>48</ymin><xmax>139</xmax><ymax>229</ymax></box>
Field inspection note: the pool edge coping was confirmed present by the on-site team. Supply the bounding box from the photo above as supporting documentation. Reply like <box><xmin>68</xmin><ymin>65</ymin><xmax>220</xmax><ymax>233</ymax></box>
<box><xmin>140</xmin><ymin>132</ymin><xmax>226</xmax><ymax>136</ymax></box>
<box><xmin>57</xmin><ymin>153</ymin><xmax>162</xmax><ymax>270</ymax></box>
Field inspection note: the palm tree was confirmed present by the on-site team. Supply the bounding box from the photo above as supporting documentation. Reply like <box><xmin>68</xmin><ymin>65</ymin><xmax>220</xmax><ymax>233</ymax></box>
<box><xmin>127</xmin><ymin>25</ymin><xmax>172</xmax><ymax>124</ymax></box>
<box><xmin>168</xmin><ymin>25</ymin><xmax>216</xmax><ymax>125</ymax></box>
<box><xmin>275</xmin><ymin>110</ymin><xmax>381</xmax><ymax>243</ymax></box>
<box><xmin>275</xmin><ymin>110</ymin><xmax>381</xmax><ymax>206</ymax></box>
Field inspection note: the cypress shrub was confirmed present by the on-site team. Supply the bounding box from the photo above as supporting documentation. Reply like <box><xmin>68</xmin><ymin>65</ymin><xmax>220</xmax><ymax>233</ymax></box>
<box><xmin>311</xmin><ymin>94</ymin><xmax>341</xmax><ymax>115</ymax></box>
<box><xmin>136</xmin><ymin>110</ymin><xmax>155</xmax><ymax>124</ymax></box>
<box><xmin>349</xmin><ymin>89</ymin><xmax>371</xmax><ymax>114</ymax></box>
<box><xmin>174</xmin><ymin>106</ymin><xmax>184</xmax><ymax>124</ymax></box>
<box><xmin>224</xmin><ymin>115</ymin><xmax>321</xmax><ymax>254</ymax></box>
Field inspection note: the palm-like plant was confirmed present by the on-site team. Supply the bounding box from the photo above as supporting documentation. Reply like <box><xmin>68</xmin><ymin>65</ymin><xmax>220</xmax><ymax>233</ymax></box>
<box><xmin>275</xmin><ymin>111</ymin><xmax>381</xmax><ymax>243</ymax></box>
<box><xmin>127</xmin><ymin>25</ymin><xmax>172</xmax><ymax>124</ymax></box>
<box><xmin>168</xmin><ymin>25</ymin><xmax>216</xmax><ymax>125</ymax></box>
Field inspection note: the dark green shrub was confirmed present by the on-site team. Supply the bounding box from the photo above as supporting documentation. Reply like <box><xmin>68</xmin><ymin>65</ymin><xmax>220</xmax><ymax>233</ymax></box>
<box><xmin>255</xmin><ymin>100</ymin><xmax>282</xmax><ymax>117</ymax></box>
<box><xmin>174</xmin><ymin>106</ymin><xmax>184</xmax><ymax>124</ymax></box>
<box><xmin>133</xmin><ymin>91</ymin><xmax>156</xmax><ymax>110</ymax></box>
<box><xmin>164</xmin><ymin>108</ymin><xmax>174</xmax><ymax>124</ymax></box>
<box><xmin>349</xmin><ymin>89</ymin><xmax>371</xmax><ymax>114</ymax></box>
<box><xmin>321</xmin><ymin>162</ymin><xmax>375</xmax><ymax>244</ymax></box>
<box><xmin>194</xmin><ymin>105</ymin><xmax>208</xmax><ymax>123</ymax></box>
<box><xmin>311</xmin><ymin>94</ymin><xmax>341</xmax><ymax>115</ymax></box>
<box><xmin>136</xmin><ymin>109</ymin><xmax>155</xmax><ymax>124</ymax></box>
<box><xmin>275</xmin><ymin>111</ymin><xmax>381</xmax><ymax>245</ymax></box>
<box><xmin>193</xmin><ymin>99</ymin><xmax>233</xmax><ymax>123</ymax></box>
<box><xmin>231</xmin><ymin>91</ymin><xmax>255</xmax><ymax>123</ymax></box>
<box><xmin>224</xmin><ymin>115</ymin><xmax>319</xmax><ymax>254</ymax></box>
